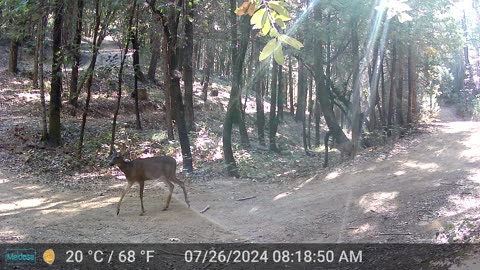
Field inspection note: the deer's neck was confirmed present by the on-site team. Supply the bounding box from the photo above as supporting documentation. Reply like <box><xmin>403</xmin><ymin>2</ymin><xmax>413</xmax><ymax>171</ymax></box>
<box><xmin>117</xmin><ymin>159</ymin><xmax>132</xmax><ymax>175</ymax></box>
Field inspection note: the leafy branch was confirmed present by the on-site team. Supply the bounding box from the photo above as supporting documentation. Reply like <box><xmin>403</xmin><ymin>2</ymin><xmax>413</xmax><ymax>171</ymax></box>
<box><xmin>235</xmin><ymin>0</ymin><xmax>303</xmax><ymax>65</ymax></box>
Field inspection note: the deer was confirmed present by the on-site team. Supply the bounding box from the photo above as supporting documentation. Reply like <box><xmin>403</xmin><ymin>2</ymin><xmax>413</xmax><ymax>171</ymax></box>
<box><xmin>109</xmin><ymin>145</ymin><xmax>190</xmax><ymax>216</ymax></box>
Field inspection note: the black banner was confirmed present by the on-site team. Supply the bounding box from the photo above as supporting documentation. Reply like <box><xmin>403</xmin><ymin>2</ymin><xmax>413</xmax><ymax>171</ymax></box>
<box><xmin>0</xmin><ymin>243</ymin><xmax>479</xmax><ymax>269</ymax></box>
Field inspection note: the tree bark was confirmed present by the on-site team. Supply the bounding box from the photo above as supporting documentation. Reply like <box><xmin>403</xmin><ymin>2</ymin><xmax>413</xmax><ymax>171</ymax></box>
<box><xmin>38</xmin><ymin>0</ymin><xmax>48</xmax><ymax>141</ymax></box>
<box><xmin>396</xmin><ymin>44</ymin><xmax>404</xmax><ymax>127</ymax></box>
<box><xmin>387</xmin><ymin>42</ymin><xmax>397</xmax><ymax>137</ymax></box>
<box><xmin>147</xmin><ymin>26</ymin><xmax>161</xmax><ymax>81</ymax></box>
<box><xmin>183</xmin><ymin>0</ymin><xmax>195</xmax><ymax>131</ymax></box>
<box><xmin>407</xmin><ymin>44</ymin><xmax>416</xmax><ymax>125</ymax></box>
<box><xmin>131</xmin><ymin>3</ymin><xmax>142</xmax><ymax>130</ymax></box>
<box><xmin>288</xmin><ymin>57</ymin><xmax>294</xmax><ymax>117</ymax></box>
<box><xmin>78</xmin><ymin>0</ymin><xmax>114</xmax><ymax>157</ymax></box>
<box><xmin>149</xmin><ymin>0</ymin><xmax>193</xmax><ymax>172</ymax></box>
<box><xmin>222</xmin><ymin>3</ymin><xmax>251</xmax><ymax>177</ymax></box>
<box><xmin>48</xmin><ymin>0</ymin><xmax>63</xmax><ymax>147</ymax></box>
<box><xmin>69</xmin><ymin>0</ymin><xmax>84</xmax><ymax>109</ymax></box>
<box><xmin>8</xmin><ymin>38</ymin><xmax>19</xmax><ymax>74</ymax></box>
<box><xmin>269</xmin><ymin>60</ymin><xmax>279</xmax><ymax>152</ymax></box>
<box><xmin>110</xmin><ymin>5</ymin><xmax>133</xmax><ymax>154</ymax></box>
<box><xmin>313</xmin><ymin>2</ymin><xmax>352</xmax><ymax>155</ymax></box>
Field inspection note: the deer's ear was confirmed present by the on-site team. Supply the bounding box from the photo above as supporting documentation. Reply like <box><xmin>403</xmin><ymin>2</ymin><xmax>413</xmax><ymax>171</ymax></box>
<box><xmin>120</xmin><ymin>143</ymin><xmax>127</xmax><ymax>156</ymax></box>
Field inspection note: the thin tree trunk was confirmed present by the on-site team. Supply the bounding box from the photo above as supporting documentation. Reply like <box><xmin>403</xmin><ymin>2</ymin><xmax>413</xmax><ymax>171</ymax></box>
<box><xmin>48</xmin><ymin>0</ymin><xmax>63</xmax><ymax>147</ymax></box>
<box><xmin>131</xmin><ymin>3</ymin><xmax>142</xmax><ymax>130</ymax></box>
<box><xmin>222</xmin><ymin>6</ymin><xmax>251</xmax><ymax>176</ymax></box>
<box><xmin>183</xmin><ymin>0</ymin><xmax>195</xmax><ymax>131</ymax></box>
<box><xmin>110</xmin><ymin>20</ymin><xmax>132</xmax><ymax>153</ymax></box>
<box><xmin>277</xmin><ymin>64</ymin><xmax>284</xmax><ymax>121</ymax></box>
<box><xmin>307</xmin><ymin>75</ymin><xmax>313</xmax><ymax>149</ymax></box>
<box><xmin>147</xmin><ymin>26</ymin><xmax>161</xmax><ymax>81</ymax></box>
<box><xmin>8</xmin><ymin>38</ymin><xmax>19</xmax><ymax>74</ymax></box>
<box><xmin>161</xmin><ymin>36</ymin><xmax>175</xmax><ymax>139</ymax></box>
<box><xmin>33</xmin><ymin>10</ymin><xmax>42</xmax><ymax>88</ymax></box>
<box><xmin>269</xmin><ymin>60</ymin><xmax>279</xmax><ymax>151</ymax></box>
<box><xmin>201</xmin><ymin>33</ymin><xmax>213</xmax><ymax>102</ymax></box>
<box><xmin>387</xmin><ymin>42</ymin><xmax>397</xmax><ymax>137</ymax></box>
<box><xmin>78</xmin><ymin>0</ymin><xmax>114</xmax><ymax>157</ymax></box>
<box><xmin>295</xmin><ymin>61</ymin><xmax>306</xmax><ymax>122</ymax></box>
<box><xmin>69</xmin><ymin>0</ymin><xmax>84</xmax><ymax>110</ymax></box>
<box><xmin>288</xmin><ymin>57</ymin><xmax>294</xmax><ymax>117</ymax></box>
<box><xmin>149</xmin><ymin>0</ymin><xmax>193</xmax><ymax>172</ymax></box>
<box><xmin>38</xmin><ymin>0</ymin><xmax>48</xmax><ymax>141</ymax></box>
<box><xmin>256</xmin><ymin>75</ymin><xmax>266</xmax><ymax>146</ymax></box>
<box><xmin>396</xmin><ymin>43</ymin><xmax>404</xmax><ymax>127</ymax></box>
<box><xmin>407</xmin><ymin>44</ymin><xmax>416</xmax><ymax>125</ymax></box>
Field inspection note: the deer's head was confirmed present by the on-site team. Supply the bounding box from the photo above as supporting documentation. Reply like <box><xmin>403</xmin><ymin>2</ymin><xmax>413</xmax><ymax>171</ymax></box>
<box><xmin>109</xmin><ymin>144</ymin><xmax>126</xmax><ymax>166</ymax></box>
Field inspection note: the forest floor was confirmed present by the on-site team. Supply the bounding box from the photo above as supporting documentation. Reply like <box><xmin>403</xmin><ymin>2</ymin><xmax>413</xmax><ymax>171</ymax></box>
<box><xmin>1</xmin><ymin>39</ymin><xmax>480</xmax><ymax>244</ymax></box>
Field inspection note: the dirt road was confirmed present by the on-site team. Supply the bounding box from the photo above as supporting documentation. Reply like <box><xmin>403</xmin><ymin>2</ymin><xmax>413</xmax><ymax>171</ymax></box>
<box><xmin>1</xmin><ymin>106</ymin><xmax>480</xmax><ymax>243</ymax></box>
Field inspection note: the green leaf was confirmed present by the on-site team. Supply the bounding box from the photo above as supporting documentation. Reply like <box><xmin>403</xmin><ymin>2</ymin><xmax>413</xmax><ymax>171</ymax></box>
<box><xmin>261</xmin><ymin>19</ymin><xmax>271</xmax><ymax>36</ymax></box>
<box><xmin>268</xmin><ymin>1</ymin><xmax>289</xmax><ymax>17</ymax></box>
<box><xmin>274</xmin><ymin>45</ymin><xmax>284</xmax><ymax>65</ymax></box>
<box><xmin>251</xmin><ymin>8</ymin><xmax>265</xmax><ymax>29</ymax></box>
<box><xmin>278</xmin><ymin>35</ymin><xmax>304</xmax><ymax>50</ymax></box>
<box><xmin>259</xmin><ymin>38</ymin><xmax>277</xmax><ymax>61</ymax></box>
<box><xmin>269</xmin><ymin>28</ymin><xmax>278</xmax><ymax>37</ymax></box>
<box><xmin>275</xmin><ymin>18</ymin><xmax>286</xmax><ymax>29</ymax></box>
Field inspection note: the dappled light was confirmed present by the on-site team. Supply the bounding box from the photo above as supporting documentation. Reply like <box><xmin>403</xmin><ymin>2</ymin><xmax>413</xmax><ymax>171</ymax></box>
<box><xmin>294</xmin><ymin>173</ymin><xmax>319</xmax><ymax>190</ymax></box>
<box><xmin>402</xmin><ymin>161</ymin><xmax>439</xmax><ymax>171</ymax></box>
<box><xmin>273</xmin><ymin>191</ymin><xmax>292</xmax><ymax>201</ymax></box>
<box><xmin>358</xmin><ymin>191</ymin><xmax>399</xmax><ymax>214</ymax></box>
<box><xmin>249</xmin><ymin>206</ymin><xmax>259</xmax><ymax>213</ymax></box>
<box><xmin>438</xmin><ymin>194</ymin><xmax>480</xmax><ymax>218</ymax></box>
<box><xmin>325</xmin><ymin>171</ymin><xmax>342</xmax><ymax>181</ymax></box>
<box><xmin>348</xmin><ymin>223</ymin><xmax>373</xmax><ymax>236</ymax></box>
<box><xmin>0</xmin><ymin>0</ymin><xmax>480</xmax><ymax>252</ymax></box>
<box><xmin>0</xmin><ymin>198</ymin><xmax>46</xmax><ymax>212</ymax></box>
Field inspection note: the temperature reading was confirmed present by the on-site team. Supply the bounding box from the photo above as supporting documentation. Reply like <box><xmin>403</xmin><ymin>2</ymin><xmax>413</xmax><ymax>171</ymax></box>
<box><xmin>142</xmin><ymin>250</ymin><xmax>155</xmax><ymax>262</ymax></box>
<box><xmin>66</xmin><ymin>250</ymin><xmax>84</xmax><ymax>263</ymax></box>
<box><xmin>118</xmin><ymin>250</ymin><xmax>136</xmax><ymax>263</ymax></box>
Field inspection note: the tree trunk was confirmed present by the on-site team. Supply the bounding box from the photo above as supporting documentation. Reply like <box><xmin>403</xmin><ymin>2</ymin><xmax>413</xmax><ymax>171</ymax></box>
<box><xmin>149</xmin><ymin>0</ymin><xmax>193</xmax><ymax>172</ymax></box>
<box><xmin>147</xmin><ymin>26</ymin><xmax>161</xmax><ymax>81</ymax></box>
<box><xmin>387</xmin><ymin>42</ymin><xmax>397</xmax><ymax>137</ymax></box>
<box><xmin>295</xmin><ymin>62</ymin><xmax>306</xmax><ymax>122</ymax></box>
<box><xmin>396</xmin><ymin>45</ymin><xmax>404</xmax><ymax>127</ymax></box>
<box><xmin>222</xmin><ymin>4</ymin><xmax>251</xmax><ymax>176</ymax></box>
<box><xmin>269</xmin><ymin>60</ymin><xmax>279</xmax><ymax>151</ymax></box>
<box><xmin>131</xmin><ymin>3</ymin><xmax>142</xmax><ymax>130</ymax></box>
<box><xmin>48</xmin><ymin>0</ymin><xmax>63</xmax><ymax>147</ymax></box>
<box><xmin>8</xmin><ymin>38</ymin><xmax>19</xmax><ymax>74</ymax></box>
<box><xmin>78</xmin><ymin>0</ymin><xmax>113</xmax><ymax>157</ymax></box>
<box><xmin>350</xmin><ymin>17</ymin><xmax>362</xmax><ymax>156</ymax></box>
<box><xmin>256</xmin><ymin>73</ymin><xmax>266</xmax><ymax>146</ymax></box>
<box><xmin>277</xmin><ymin>64</ymin><xmax>284</xmax><ymax>121</ymax></box>
<box><xmin>407</xmin><ymin>44</ymin><xmax>417</xmax><ymax>125</ymax></box>
<box><xmin>162</xmin><ymin>35</ymin><xmax>174</xmax><ymax>139</ymax></box>
<box><xmin>288</xmin><ymin>57</ymin><xmax>294</xmax><ymax>117</ymax></box>
<box><xmin>69</xmin><ymin>0</ymin><xmax>84</xmax><ymax>110</ymax></box>
<box><xmin>307</xmin><ymin>75</ymin><xmax>313</xmax><ymax>149</ymax></box>
<box><xmin>110</xmin><ymin>9</ymin><xmax>132</xmax><ymax>154</ymax></box>
<box><xmin>38</xmin><ymin>0</ymin><xmax>48</xmax><ymax>141</ymax></box>
<box><xmin>33</xmin><ymin>4</ymin><xmax>42</xmax><ymax>88</ymax></box>
<box><xmin>183</xmin><ymin>0</ymin><xmax>195</xmax><ymax>131</ymax></box>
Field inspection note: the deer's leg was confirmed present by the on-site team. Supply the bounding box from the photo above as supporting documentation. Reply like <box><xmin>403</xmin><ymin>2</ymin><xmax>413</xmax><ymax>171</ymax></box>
<box><xmin>117</xmin><ymin>181</ymin><xmax>134</xmax><ymax>215</ymax></box>
<box><xmin>139</xmin><ymin>181</ymin><xmax>145</xmax><ymax>216</ymax></box>
<box><xmin>162</xmin><ymin>180</ymin><xmax>174</xmax><ymax>211</ymax></box>
<box><xmin>171</xmin><ymin>177</ymin><xmax>190</xmax><ymax>208</ymax></box>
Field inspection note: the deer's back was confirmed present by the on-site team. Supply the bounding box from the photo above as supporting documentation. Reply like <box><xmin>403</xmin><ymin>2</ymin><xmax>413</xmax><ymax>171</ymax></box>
<box><xmin>131</xmin><ymin>156</ymin><xmax>177</xmax><ymax>180</ymax></box>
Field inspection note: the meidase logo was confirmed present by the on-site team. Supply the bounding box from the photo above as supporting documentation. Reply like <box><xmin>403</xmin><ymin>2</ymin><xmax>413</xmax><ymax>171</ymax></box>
<box><xmin>5</xmin><ymin>248</ymin><xmax>37</xmax><ymax>265</ymax></box>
